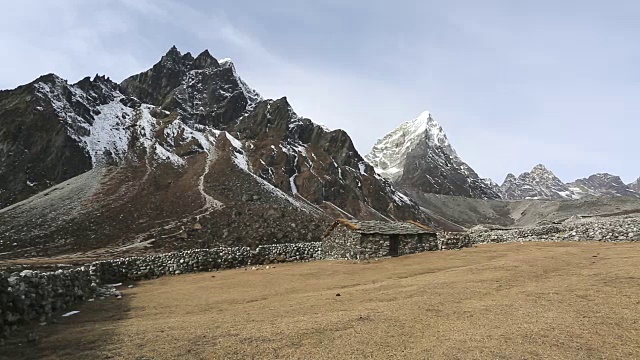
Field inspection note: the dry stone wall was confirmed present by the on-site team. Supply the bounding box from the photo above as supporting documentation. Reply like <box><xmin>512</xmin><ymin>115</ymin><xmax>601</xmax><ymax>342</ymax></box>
<box><xmin>1</xmin><ymin>242</ymin><xmax>321</xmax><ymax>342</ymax></box>
<box><xmin>438</xmin><ymin>232</ymin><xmax>473</xmax><ymax>250</ymax></box>
<box><xmin>0</xmin><ymin>267</ymin><xmax>96</xmax><ymax>342</ymax></box>
<box><xmin>468</xmin><ymin>217</ymin><xmax>640</xmax><ymax>244</ymax></box>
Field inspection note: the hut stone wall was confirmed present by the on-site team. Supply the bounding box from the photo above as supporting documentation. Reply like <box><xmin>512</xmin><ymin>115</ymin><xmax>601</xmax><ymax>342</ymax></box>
<box><xmin>322</xmin><ymin>226</ymin><xmax>361</xmax><ymax>260</ymax></box>
<box><xmin>322</xmin><ymin>227</ymin><xmax>440</xmax><ymax>260</ymax></box>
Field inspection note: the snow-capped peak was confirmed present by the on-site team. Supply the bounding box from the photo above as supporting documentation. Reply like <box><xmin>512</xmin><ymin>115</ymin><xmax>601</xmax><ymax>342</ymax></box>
<box><xmin>365</xmin><ymin>110</ymin><xmax>455</xmax><ymax>182</ymax></box>
<box><xmin>403</xmin><ymin>110</ymin><xmax>450</xmax><ymax>148</ymax></box>
<box><xmin>365</xmin><ymin>110</ymin><xmax>502</xmax><ymax>199</ymax></box>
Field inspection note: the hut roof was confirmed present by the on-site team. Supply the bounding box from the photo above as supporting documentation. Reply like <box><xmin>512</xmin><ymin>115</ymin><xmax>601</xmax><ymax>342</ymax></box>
<box><xmin>329</xmin><ymin>219</ymin><xmax>435</xmax><ymax>235</ymax></box>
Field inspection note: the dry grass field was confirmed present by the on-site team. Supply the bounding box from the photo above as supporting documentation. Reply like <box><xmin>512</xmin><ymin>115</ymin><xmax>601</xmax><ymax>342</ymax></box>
<box><xmin>4</xmin><ymin>242</ymin><xmax>640</xmax><ymax>359</ymax></box>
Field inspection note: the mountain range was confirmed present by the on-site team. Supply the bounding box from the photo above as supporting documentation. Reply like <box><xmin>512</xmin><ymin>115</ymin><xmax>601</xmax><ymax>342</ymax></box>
<box><xmin>366</xmin><ymin>112</ymin><xmax>639</xmax><ymax>201</ymax></box>
<box><xmin>0</xmin><ymin>46</ymin><xmax>638</xmax><ymax>259</ymax></box>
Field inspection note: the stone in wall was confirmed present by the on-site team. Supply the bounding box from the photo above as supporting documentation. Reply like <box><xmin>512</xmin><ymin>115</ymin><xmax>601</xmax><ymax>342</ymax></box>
<box><xmin>467</xmin><ymin>216</ymin><xmax>640</xmax><ymax>244</ymax></box>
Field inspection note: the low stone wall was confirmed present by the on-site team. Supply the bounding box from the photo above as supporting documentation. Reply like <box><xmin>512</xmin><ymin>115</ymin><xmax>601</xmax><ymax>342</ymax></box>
<box><xmin>438</xmin><ymin>232</ymin><xmax>473</xmax><ymax>250</ymax></box>
<box><xmin>95</xmin><ymin>243</ymin><xmax>323</xmax><ymax>283</ymax></box>
<box><xmin>468</xmin><ymin>217</ymin><xmax>640</xmax><ymax>244</ymax></box>
<box><xmin>0</xmin><ymin>268</ymin><xmax>95</xmax><ymax>340</ymax></box>
<box><xmin>0</xmin><ymin>242</ymin><xmax>322</xmax><ymax>342</ymax></box>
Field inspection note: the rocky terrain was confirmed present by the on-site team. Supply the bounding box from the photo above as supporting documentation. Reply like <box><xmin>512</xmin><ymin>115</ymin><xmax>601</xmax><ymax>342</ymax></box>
<box><xmin>3</xmin><ymin>211</ymin><xmax>639</xmax><ymax>343</ymax></box>
<box><xmin>366</xmin><ymin>111</ymin><xmax>501</xmax><ymax>200</ymax></box>
<box><xmin>0</xmin><ymin>46</ymin><xmax>428</xmax><ymax>260</ymax></box>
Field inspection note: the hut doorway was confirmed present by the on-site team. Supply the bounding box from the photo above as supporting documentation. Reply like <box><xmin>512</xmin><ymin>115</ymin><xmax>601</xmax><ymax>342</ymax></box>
<box><xmin>389</xmin><ymin>235</ymin><xmax>400</xmax><ymax>256</ymax></box>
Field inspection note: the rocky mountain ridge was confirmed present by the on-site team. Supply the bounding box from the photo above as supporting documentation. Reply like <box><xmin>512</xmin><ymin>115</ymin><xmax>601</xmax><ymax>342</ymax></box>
<box><xmin>0</xmin><ymin>46</ymin><xmax>428</xmax><ymax>259</ymax></box>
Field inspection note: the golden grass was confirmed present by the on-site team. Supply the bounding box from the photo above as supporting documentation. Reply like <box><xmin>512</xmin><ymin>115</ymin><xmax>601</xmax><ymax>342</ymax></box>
<box><xmin>5</xmin><ymin>242</ymin><xmax>640</xmax><ymax>359</ymax></box>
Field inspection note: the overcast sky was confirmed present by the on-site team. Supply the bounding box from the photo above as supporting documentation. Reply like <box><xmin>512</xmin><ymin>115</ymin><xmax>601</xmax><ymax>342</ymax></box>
<box><xmin>2</xmin><ymin>0</ymin><xmax>639</xmax><ymax>183</ymax></box>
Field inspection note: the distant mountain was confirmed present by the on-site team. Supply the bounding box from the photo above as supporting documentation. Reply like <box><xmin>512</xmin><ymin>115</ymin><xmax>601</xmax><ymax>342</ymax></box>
<box><xmin>365</xmin><ymin>111</ymin><xmax>501</xmax><ymax>200</ymax></box>
<box><xmin>500</xmin><ymin>166</ymin><xmax>640</xmax><ymax>200</ymax></box>
<box><xmin>501</xmin><ymin>164</ymin><xmax>576</xmax><ymax>200</ymax></box>
<box><xmin>568</xmin><ymin>173</ymin><xmax>640</xmax><ymax>198</ymax></box>
<box><xmin>0</xmin><ymin>46</ymin><xmax>429</xmax><ymax>259</ymax></box>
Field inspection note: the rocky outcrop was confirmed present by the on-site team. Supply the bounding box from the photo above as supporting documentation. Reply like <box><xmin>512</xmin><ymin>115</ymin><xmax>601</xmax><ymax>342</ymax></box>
<box><xmin>366</xmin><ymin>111</ymin><xmax>501</xmax><ymax>200</ymax></box>
<box><xmin>628</xmin><ymin>178</ymin><xmax>640</xmax><ymax>193</ymax></box>
<box><xmin>120</xmin><ymin>47</ymin><xmax>261</xmax><ymax>126</ymax></box>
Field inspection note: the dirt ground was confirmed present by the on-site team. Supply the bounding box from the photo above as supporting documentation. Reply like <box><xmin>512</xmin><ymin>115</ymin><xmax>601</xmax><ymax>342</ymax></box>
<box><xmin>3</xmin><ymin>242</ymin><xmax>640</xmax><ymax>359</ymax></box>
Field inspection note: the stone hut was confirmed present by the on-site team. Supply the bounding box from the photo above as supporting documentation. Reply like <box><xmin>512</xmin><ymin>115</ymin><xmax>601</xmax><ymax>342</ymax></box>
<box><xmin>322</xmin><ymin>219</ymin><xmax>438</xmax><ymax>260</ymax></box>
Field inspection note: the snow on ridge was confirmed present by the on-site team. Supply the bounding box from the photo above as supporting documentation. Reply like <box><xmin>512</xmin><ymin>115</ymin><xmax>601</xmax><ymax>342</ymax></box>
<box><xmin>34</xmin><ymin>76</ymin><xmax>220</xmax><ymax>169</ymax></box>
<box><xmin>154</xmin><ymin>143</ymin><xmax>185</xmax><ymax>166</ymax></box>
<box><xmin>219</xmin><ymin>58</ymin><xmax>263</xmax><ymax>111</ymax></box>
<box><xmin>33</xmin><ymin>77</ymin><xmax>138</xmax><ymax>166</ymax></box>
<box><xmin>33</xmin><ymin>79</ymin><xmax>86</xmax><ymax>143</ymax></box>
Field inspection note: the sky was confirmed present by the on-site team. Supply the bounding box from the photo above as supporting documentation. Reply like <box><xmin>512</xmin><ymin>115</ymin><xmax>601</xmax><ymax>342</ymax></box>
<box><xmin>1</xmin><ymin>0</ymin><xmax>639</xmax><ymax>184</ymax></box>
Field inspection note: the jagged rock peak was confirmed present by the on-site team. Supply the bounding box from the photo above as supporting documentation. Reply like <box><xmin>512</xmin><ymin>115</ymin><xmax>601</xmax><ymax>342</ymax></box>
<box><xmin>161</xmin><ymin>45</ymin><xmax>182</xmax><ymax>63</ymax></box>
<box><xmin>193</xmin><ymin>49</ymin><xmax>219</xmax><ymax>69</ymax></box>
<box><xmin>119</xmin><ymin>46</ymin><xmax>262</xmax><ymax>115</ymax></box>
<box><xmin>529</xmin><ymin>164</ymin><xmax>561</xmax><ymax>179</ymax></box>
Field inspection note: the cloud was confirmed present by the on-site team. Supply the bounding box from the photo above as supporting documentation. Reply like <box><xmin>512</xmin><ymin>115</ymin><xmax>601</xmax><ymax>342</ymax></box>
<box><xmin>0</xmin><ymin>0</ymin><xmax>147</xmax><ymax>88</ymax></box>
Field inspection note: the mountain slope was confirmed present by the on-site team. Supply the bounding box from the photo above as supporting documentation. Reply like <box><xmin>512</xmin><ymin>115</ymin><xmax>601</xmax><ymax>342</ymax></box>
<box><xmin>366</xmin><ymin>111</ymin><xmax>501</xmax><ymax>200</ymax></box>
<box><xmin>0</xmin><ymin>47</ymin><xmax>429</xmax><ymax>259</ymax></box>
